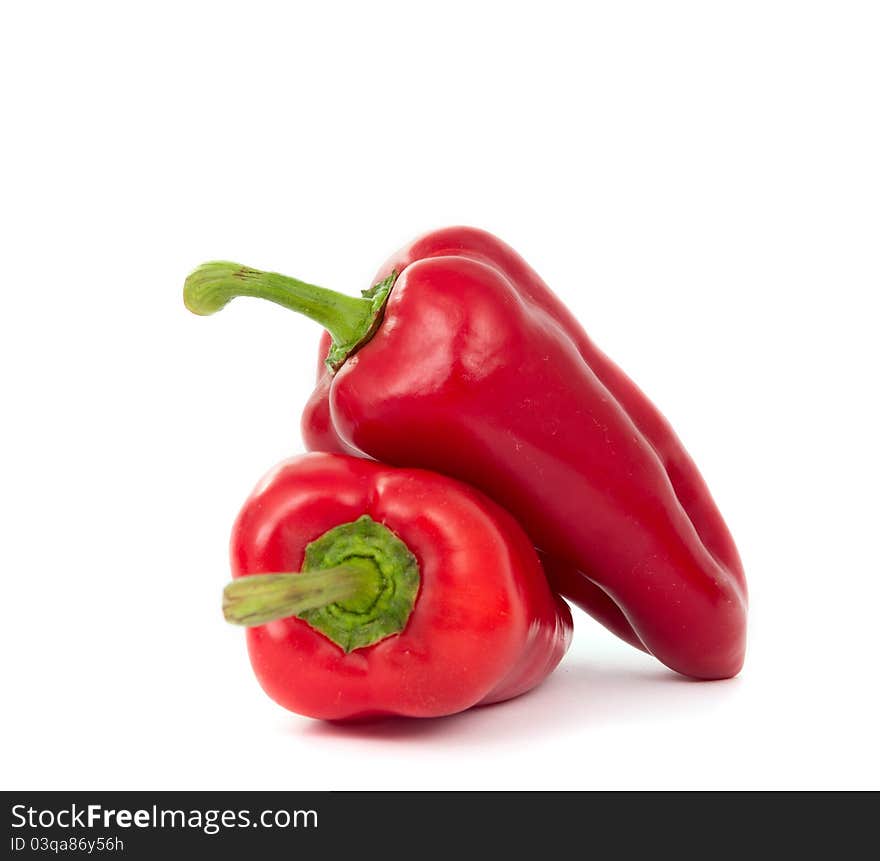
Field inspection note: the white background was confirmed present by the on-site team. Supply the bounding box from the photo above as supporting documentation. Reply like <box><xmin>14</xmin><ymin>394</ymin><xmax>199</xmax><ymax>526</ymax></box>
<box><xmin>2</xmin><ymin>2</ymin><xmax>877</xmax><ymax>790</ymax></box>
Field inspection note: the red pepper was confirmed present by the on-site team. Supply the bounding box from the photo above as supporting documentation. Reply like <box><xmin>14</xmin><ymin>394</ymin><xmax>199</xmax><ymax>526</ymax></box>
<box><xmin>185</xmin><ymin>228</ymin><xmax>747</xmax><ymax>679</ymax></box>
<box><xmin>222</xmin><ymin>452</ymin><xmax>572</xmax><ymax>720</ymax></box>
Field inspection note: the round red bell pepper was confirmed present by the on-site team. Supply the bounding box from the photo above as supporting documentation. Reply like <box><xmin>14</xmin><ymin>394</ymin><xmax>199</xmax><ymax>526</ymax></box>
<box><xmin>223</xmin><ymin>452</ymin><xmax>573</xmax><ymax>720</ymax></box>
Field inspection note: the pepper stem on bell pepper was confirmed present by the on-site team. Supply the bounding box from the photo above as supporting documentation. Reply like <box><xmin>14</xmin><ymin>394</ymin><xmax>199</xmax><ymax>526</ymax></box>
<box><xmin>223</xmin><ymin>564</ymin><xmax>379</xmax><ymax>627</ymax></box>
<box><xmin>224</xmin><ymin>515</ymin><xmax>421</xmax><ymax>652</ymax></box>
<box><xmin>183</xmin><ymin>262</ymin><xmax>396</xmax><ymax>370</ymax></box>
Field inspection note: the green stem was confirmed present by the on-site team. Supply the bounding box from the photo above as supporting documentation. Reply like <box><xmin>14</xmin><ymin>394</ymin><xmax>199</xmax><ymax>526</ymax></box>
<box><xmin>183</xmin><ymin>262</ymin><xmax>396</xmax><ymax>370</ymax></box>
<box><xmin>222</xmin><ymin>565</ymin><xmax>374</xmax><ymax>627</ymax></box>
<box><xmin>223</xmin><ymin>516</ymin><xmax>421</xmax><ymax>653</ymax></box>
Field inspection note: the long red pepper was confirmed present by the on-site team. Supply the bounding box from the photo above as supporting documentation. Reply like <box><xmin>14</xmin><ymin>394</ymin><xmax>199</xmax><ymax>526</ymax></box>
<box><xmin>184</xmin><ymin>228</ymin><xmax>747</xmax><ymax>679</ymax></box>
<box><xmin>224</xmin><ymin>453</ymin><xmax>572</xmax><ymax>719</ymax></box>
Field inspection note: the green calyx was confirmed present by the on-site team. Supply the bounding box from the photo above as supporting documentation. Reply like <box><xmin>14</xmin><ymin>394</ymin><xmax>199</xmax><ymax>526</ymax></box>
<box><xmin>183</xmin><ymin>262</ymin><xmax>397</xmax><ymax>372</ymax></box>
<box><xmin>222</xmin><ymin>516</ymin><xmax>420</xmax><ymax>653</ymax></box>
<box><xmin>300</xmin><ymin>515</ymin><xmax>420</xmax><ymax>652</ymax></box>
<box><xmin>325</xmin><ymin>272</ymin><xmax>395</xmax><ymax>371</ymax></box>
